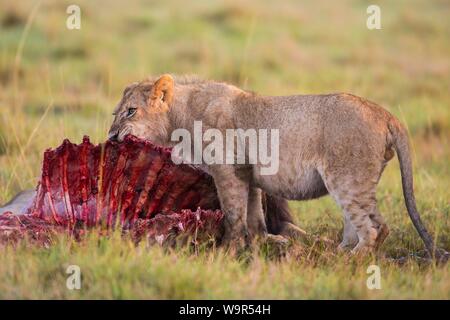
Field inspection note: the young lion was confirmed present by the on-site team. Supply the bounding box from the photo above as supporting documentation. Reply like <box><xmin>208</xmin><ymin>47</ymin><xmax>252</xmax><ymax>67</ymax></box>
<box><xmin>108</xmin><ymin>74</ymin><xmax>437</xmax><ymax>256</ymax></box>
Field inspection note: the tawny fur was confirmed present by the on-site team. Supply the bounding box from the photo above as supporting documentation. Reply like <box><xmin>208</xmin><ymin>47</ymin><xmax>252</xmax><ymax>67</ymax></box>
<box><xmin>108</xmin><ymin>74</ymin><xmax>437</xmax><ymax>256</ymax></box>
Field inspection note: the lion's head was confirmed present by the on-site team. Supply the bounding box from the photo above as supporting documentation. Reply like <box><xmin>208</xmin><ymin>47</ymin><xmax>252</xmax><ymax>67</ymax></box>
<box><xmin>108</xmin><ymin>74</ymin><xmax>174</xmax><ymax>144</ymax></box>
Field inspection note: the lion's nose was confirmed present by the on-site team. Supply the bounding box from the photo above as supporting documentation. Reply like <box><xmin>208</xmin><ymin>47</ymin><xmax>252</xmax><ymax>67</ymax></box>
<box><xmin>108</xmin><ymin>131</ymin><xmax>119</xmax><ymax>141</ymax></box>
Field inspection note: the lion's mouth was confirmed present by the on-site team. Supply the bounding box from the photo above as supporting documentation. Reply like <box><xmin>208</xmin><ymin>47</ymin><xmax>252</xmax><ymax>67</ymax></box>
<box><xmin>116</xmin><ymin>126</ymin><xmax>132</xmax><ymax>142</ymax></box>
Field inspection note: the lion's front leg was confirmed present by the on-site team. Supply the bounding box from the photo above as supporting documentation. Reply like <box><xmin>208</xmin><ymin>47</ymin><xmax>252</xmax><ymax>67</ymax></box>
<box><xmin>247</xmin><ymin>187</ymin><xmax>267</xmax><ymax>239</ymax></box>
<box><xmin>209</xmin><ymin>165</ymin><xmax>250</xmax><ymax>249</ymax></box>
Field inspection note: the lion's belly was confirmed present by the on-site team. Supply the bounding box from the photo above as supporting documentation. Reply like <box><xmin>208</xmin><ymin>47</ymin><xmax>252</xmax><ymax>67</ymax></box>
<box><xmin>252</xmin><ymin>162</ymin><xmax>328</xmax><ymax>201</ymax></box>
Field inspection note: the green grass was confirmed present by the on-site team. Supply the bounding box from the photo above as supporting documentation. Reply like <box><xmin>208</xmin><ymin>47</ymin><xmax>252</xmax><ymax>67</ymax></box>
<box><xmin>1</xmin><ymin>233</ymin><xmax>449</xmax><ymax>299</ymax></box>
<box><xmin>0</xmin><ymin>0</ymin><xmax>449</xmax><ymax>299</ymax></box>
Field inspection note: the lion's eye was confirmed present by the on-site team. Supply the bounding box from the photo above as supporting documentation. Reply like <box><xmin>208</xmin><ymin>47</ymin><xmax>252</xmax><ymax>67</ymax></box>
<box><xmin>127</xmin><ymin>108</ymin><xmax>137</xmax><ymax>117</ymax></box>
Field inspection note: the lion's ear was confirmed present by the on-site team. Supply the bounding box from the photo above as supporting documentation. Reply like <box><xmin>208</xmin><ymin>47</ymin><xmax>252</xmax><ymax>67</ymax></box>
<box><xmin>149</xmin><ymin>74</ymin><xmax>174</xmax><ymax>110</ymax></box>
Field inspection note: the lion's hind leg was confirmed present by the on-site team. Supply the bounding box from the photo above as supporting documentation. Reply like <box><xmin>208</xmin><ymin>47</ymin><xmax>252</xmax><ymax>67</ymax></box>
<box><xmin>338</xmin><ymin>214</ymin><xmax>359</xmax><ymax>251</ymax></box>
<box><xmin>321</xmin><ymin>167</ymin><xmax>388</xmax><ymax>254</ymax></box>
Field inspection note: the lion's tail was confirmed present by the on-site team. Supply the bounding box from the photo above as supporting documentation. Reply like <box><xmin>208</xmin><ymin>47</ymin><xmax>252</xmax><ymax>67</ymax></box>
<box><xmin>389</xmin><ymin>119</ymin><xmax>437</xmax><ymax>257</ymax></box>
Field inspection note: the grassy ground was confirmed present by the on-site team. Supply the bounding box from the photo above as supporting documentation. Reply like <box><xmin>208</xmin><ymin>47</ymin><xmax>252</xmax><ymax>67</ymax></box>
<box><xmin>0</xmin><ymin>0</ymin><xmax>449</xmax><ymax>299</ymax></box>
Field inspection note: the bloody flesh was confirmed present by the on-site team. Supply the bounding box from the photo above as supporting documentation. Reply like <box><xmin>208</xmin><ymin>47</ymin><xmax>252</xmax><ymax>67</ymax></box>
<box><xmin>0</xmin><ymin>135</ymin><xmax>223</xmax><ymax>245</ymax></box>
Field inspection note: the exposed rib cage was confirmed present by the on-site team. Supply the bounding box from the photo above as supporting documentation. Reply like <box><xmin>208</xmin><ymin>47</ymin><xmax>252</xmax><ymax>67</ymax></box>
<box><xmin>0</xmin><ymin>135</ymin><xmax>223</xmax><ymax>245</ymax></box>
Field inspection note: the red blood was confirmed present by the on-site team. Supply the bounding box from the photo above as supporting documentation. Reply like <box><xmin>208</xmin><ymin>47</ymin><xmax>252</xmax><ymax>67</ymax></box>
<box><xmin>0</xmin><ymin>135</ymin><xmax>223</xmax><ymax>245</ymax></box>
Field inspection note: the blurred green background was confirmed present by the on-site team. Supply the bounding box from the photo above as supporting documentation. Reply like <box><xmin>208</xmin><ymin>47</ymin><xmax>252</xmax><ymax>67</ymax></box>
<box><xmin>1</xmin><ymin>0</ymin><xmax>449</xmax><ymax>193</ymax></box>
<box><xmin>0</xmin><ymin>0</ymin><xmax>449</xmax><ymax>299</ymax></box>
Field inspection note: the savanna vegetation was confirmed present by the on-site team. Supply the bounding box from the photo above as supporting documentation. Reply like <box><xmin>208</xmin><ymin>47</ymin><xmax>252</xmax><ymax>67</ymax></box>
<box><xmin>0</xmin><ymin>0</ymin><xmax>449</xmax><ymax>299</ymax></box>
